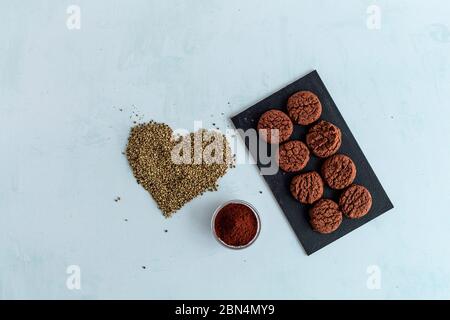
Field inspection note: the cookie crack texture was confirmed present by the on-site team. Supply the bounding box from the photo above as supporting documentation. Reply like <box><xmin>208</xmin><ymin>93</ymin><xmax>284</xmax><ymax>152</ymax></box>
<box><xmin>309</xmin><ymin>199</ymin><xmax>343</xmax><ymax>234</ymax></box>
<box><xmin>287</xmin><ymin>91</ymin><xmax>322</xmax><ymax>125</ymax></box>
<box><xmin>306</xmin><ymin>120</ymin><xmax>341</xmax><ymax>158</ymax></box>
<box><xmin>290</xmin><ymin>171</ymin><xmax>323</xmax><ymax>204</ymax></box>
<box><xmin>257</xmin><ymin>109</ymin><xmax>293</xmax><ymax>144</ymax></box>
<box><xmin>321</xmin><ymin>154</ymin><xmax>356</xmax><ymax>190</ymax></box>
<box><xmin>339</xmin><ymin>184</ymin><xmax>372</xmax><ymax>219</ymax></box>
<box><xmin>278</xmin><ymin>140</ymin><xmax>310</xmax><ymax>172</ymax></box>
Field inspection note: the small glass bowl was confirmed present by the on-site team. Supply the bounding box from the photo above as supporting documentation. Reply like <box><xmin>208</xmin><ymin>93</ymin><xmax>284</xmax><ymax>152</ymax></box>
<box><xmin>211</xmin><ymin>199</ymin><xmax>261</xmax><ymax>249</ymax></box>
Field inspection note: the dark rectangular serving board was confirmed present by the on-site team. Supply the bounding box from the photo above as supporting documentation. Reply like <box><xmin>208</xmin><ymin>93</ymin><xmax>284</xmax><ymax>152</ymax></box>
<box><xmin>231</xmin><ymin>70</ymin><xmax>393</xmax><ymax>255</ymax></box>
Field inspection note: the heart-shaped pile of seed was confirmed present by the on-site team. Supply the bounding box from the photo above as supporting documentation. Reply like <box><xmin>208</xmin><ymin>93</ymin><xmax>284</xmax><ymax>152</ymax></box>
<box><xmin>126</xmin><ymin>121</ymin><xmax>232</xmax><ymax>217</ymax></box>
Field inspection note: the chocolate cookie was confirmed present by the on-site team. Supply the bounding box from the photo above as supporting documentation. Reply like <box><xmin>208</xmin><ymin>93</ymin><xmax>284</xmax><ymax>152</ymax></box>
<box><xmin>290</xmin><ymin>171</ymin><xmax>323</xmax><ymax>204</ymax></box>
<box><xmin>321</xmin><ymin>154</ymin><xmax>356</xmax><ymax>190</ymax></box>
<box><xmin>257</xmin><ymin>109</ymin><xmax>293</xmax><ymax>144</ymax></box>
<box><xmin>309</xmin><ymin>199</ymin><xmax>343</xmax><ymax>234</ymax></box>
<box><xmin>278</xmin><ymin>140</ymin><xmax>310</xmax><ymax>172</ymax></box>
<box><xmin>306</xmin><ymin>120</ymin><xmax>342</xmax><ymax>158</ymax></box>
<box><xmin>287</xmin><ymin>91</ymin><xmax>322</xmax><ymax>125</ymax></box>
<box><xmin>339</xmin><ymin>184</ymin><xmax>372</xmax><ymax>219</ymax></box>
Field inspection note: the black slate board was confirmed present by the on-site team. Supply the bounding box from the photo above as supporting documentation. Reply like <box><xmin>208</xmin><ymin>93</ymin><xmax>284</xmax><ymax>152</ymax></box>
<box><xmin>231</xmin><ymin>70</ymin><xmax>393</xmax><ymax>255</ymax></box>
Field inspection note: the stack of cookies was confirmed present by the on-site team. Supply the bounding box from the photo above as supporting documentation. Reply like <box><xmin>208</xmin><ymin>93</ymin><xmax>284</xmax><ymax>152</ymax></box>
<box><xmin>257</xmin><ymin>91</ymin><xmax>372</xmax><ymax>234</ymax></box>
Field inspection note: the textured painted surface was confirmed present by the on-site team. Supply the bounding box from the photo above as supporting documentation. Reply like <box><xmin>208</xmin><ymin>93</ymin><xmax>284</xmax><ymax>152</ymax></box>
<box><xmin>0</xmin><ymin>0</ymin><xmax>449</xmax><ymax>299</ymax></box>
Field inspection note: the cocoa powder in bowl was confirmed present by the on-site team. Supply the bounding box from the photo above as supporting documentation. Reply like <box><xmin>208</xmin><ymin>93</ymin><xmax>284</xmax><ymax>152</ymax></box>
<box><xmin>213</xmin><ymin>201</ymin><xmax>259</xmax><ymax>248</ymax></box>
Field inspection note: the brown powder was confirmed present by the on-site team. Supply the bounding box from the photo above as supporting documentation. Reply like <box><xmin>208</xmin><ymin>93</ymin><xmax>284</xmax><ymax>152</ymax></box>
<box><xmin>214</xmin><ymin>203</ymin><xmax>258</xmax><ymax>246</ymax></box>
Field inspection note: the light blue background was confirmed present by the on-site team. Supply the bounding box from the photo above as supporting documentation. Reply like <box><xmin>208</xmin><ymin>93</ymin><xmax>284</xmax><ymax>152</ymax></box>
<box><xmin>1</xmin><ymin>0</ymin><xmax>449</xmax><ymax>299</ymax></box>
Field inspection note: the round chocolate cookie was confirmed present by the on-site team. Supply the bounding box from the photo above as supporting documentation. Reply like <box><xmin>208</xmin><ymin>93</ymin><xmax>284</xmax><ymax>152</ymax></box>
<box><xmin>339</xmin><ymin>184</ymin><xmax>372</xmax><ymax>219</ymax></box>
<box><xmin>287</xmin><ymin>91</ymin><xmax>322</xmax><ymax>125</ymax></box>
<box><xmin>290</xmin><ymin>171</ymin><xmax>323</xmax><ymax>204</ymax></box>
<box><xmin>257</xmin><ymin>109</ymin><xmax>293</xmax><ymax>144</ymax></box>
<box><xmin>306</xmin><ymin>120</ymin><xmax>342</xmax><ymax>158</ymax></box>
<box><xmin>309</xmin><ymin>199</ymin><xmax>343</xmax><ymax>234</ymax></box>
<box><xmin>278</xmin><ymin>140</ymin><xmax>310</xmax><ymax>172</ymax></box>
<box><xmin>321</xmin><ymin>154</ymin><xmax>356</xmax><ymax>190</ymax></box>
